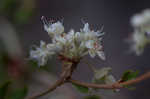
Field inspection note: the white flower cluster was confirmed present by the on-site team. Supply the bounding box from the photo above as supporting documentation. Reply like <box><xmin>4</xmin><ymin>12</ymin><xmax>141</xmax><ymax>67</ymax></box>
<box><xmin>130</xmin><ymin>9</ymin><xmax>150</xmax><ymax>55</ymax></box>
<box><xmin>30</xmin><ymin>16</ymin><xmax>105</xmax><ymax>66</ymax></box>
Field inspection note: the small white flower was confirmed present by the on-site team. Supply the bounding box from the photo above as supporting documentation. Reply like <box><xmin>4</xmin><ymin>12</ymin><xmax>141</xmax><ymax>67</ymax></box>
<box><xmin>129</xmin><ymin>9</ymin><xmax>150</xmax><ymax>55</ymax></box>
<box><xmin>130</xmin><ymin>31</ymin><xmax>150</xmax><ymax>55</ymax></box>
<box><xmin>85</xmin><ymin>40</ymin><xmax>105</xmax><ymax>60</ymax></box>
<box><xmin>41</xmin><ymin>16</ymin><xmax>64</xmax><ymax>37</ymax></box>
<box><xmin>97</xmin><ymin>51</ymin><xmax>106</xmax><ymax>60</ymax></box>
<box><xmin>83</xmin><ymin>23</ymin><xmax>90</xmax><ymax>33</ymax></box>
<box><xmin>65</xmin><ymin>29</ymin><xmax>75</xmax><ymax>43</ymax></box>
<box><xmin>82</xmin><ymin>23</ymin><xmax>104</xmax><ymax>40</ymax></box>
<box><xmin>30</xmin><ymin>41</ymin><xmax>55</xmax><ymax>66</ymax></box>
<box><xmin>131</xmin><ymin>9</ymin><xmax>150</xmax><ymax>27</ymax></box>
<box><xmin>131</xmin><ymin>14</ymin><xmax>145</xmax><ymax>27</ymax></box>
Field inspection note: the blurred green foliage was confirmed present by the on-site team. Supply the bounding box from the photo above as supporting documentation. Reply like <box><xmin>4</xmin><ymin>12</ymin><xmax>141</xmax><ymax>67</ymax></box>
<box><xmin>0</xmin><ymin>0</ymin><xmax>35</xmax><ymax>24</ymax></box>
<box><xmin>0</xmin><ymin>52</ymin><xmax>9</xmax><ymax>83</ymax></box>
<box><xmin>0</xmin><ymin>81</ymin><xmax>11</xmax><ymax>99</ymax></box>
<box><xmin>14</xmin><ymin>7</ymin><xmax>33</xmax><ymax>24</ymax></box>
<box><xmin>0</xmin><ymin>0</ymin><xmax>36</xmax><ymax>96</ymax></box>
<box><xmin>0</xmin><ymin>81</ymin><xmax>28</xmax><ymax>99</ymax></box>
<box><xmin>0</xmin><ymin>0</ymin><xmax>18</xmax><ymax>15</ymax></box>
<box><xmin>6</xmin><ymin>86</ymin><xmax>28</xmax><ymax>99</ymax></box>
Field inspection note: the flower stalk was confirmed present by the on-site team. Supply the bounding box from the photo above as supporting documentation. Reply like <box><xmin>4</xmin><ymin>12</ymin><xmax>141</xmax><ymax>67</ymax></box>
<box><xmin>29</xmin><ymin>59</ymin><xmax>150</xmax><ymax>99</ymax></box>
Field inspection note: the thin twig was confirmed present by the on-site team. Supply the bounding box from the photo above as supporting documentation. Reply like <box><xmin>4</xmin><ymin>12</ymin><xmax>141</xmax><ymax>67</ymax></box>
<box><xmin>69</xmin><ymin>71</ymin><xmax>150</xmax><ymax>89</ymax></box>
<box><xmin>29</xmin><ymin>63</ymin><xmax>73</xmax><ymax>99</ymax></box>
<box><xmin>30</xmin><ymin>75</ymin><xmax>66</xmax><ymax>99</ymax></box>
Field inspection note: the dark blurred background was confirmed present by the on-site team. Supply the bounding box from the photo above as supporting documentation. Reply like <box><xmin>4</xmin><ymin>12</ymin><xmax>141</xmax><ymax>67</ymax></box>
<box><xmin>0</xmin><ymin>0</ymin><xmax>150</xmax><ymax>99</ymax></box>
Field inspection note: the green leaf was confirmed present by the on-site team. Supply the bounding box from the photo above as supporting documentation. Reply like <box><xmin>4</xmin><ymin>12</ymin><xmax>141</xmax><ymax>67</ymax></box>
<box><xmin>7</xmin><ymin>86</ymin><xmax>28</xmax><ymax>99</ymax></box>
<box><xmin>121</xmin><ymin>70</ymin><xmax>139</xmax><ymax>90</ymax></box>
<box><xmin>84</xmin><ymin>95</ymin><xmax>101</xmax><ymax>99</ymax></box>
<box><xmin>121</xmin><ymin>70</ymin><xmax>139</xmax><ymax>82</ymax></box>
<box><xmin>72</xmin><ymin>83</ymin><xmax>89</xmax><ymax>93</ymax></box>
<box><xmin>0</xmin><ymin>81</ymin><xmax>11</xmax><ymax>99</ymax></box>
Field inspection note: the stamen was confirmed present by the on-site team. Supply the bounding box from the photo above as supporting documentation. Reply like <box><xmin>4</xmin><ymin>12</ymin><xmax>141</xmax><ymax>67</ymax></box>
<box><xmin>81</xmin><ymin>17</ymin><xmax>87</xmax><ymax>24</ymax></box>
<box><xmin>41</xmin><ymin>16</ymin><xmax>49</xmax><ymax>26</ymax></box>
<box><xmin>60</xmin><ymin>17</ymin><xmax>64</xmax><ymax>23</ymax></box>
<box><xmin>100</xmin><ymin>24</ymin><xmax>104</xmax><ymax>32</ymax></box>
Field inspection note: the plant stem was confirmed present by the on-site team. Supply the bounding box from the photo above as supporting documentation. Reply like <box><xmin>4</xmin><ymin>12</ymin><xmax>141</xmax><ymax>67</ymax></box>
<box><xmin>69</xmin><ymin>71</ymin><xmax>150</xmax><ymax>89</ymax></box>
<box><xmin>29</xmin><ymin>63</ymin><xmax>73</xmax><ymax>99</ymax></box>
<box><xmin>29</xmin><ymin>59</ymin><xmax>150</xmax><ymax>99</ymax></box>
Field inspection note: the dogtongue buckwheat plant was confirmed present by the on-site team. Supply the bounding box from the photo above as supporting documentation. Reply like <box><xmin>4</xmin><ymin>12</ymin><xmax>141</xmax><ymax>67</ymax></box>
<box><xmin>29</xmin><ymin>16</ymin><xmax>150</xmax><ymax>99</ymax></box>
<box><xmin>30</xmin><ymin>16</ymin><xmax>105</xmax><ymax>67</ymax></box>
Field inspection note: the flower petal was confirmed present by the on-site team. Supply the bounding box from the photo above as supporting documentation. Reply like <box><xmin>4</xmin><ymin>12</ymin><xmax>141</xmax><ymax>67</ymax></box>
<box><xmin>97</xmin><ymin>51</ymin><xmax>106</xmax><ymax>60</ymax></box>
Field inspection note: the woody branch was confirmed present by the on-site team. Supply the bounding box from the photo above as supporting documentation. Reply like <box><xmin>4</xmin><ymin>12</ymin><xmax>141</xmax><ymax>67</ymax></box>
<box><xmin>29</xmin><ymin>60</ymin><xmax>150</xmax><ymax>99</ymax></box>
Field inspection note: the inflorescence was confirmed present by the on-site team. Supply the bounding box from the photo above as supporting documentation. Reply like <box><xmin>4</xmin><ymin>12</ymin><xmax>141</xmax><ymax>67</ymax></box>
<box><xmin>30</xmin><ymin>16</ymin><xmax>105</xmax><ymax>66</ymax></box>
